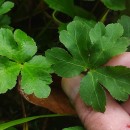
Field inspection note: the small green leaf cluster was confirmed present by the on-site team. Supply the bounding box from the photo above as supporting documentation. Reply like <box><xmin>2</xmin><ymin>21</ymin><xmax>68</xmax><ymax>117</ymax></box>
<box><xmin>0</xmin><ymin>28</ymin><xmax>53</xmax><ymax>98</ymax></box>
<box><xmin>0</xmin><ymin>0</ymin><xmax>14</xmax><ymax>27</ymax></box>
<box><xmin>0</xmin><ymin>0</ymin><xmax>14</xmax><ymax>15</ymax></box>
<box><xmin>46</xmin><ymin>18</ymin><xmax>130</xmax><ymax>112</ymax></box>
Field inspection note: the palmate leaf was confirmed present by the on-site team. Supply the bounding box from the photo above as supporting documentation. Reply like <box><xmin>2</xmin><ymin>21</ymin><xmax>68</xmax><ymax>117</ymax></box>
<box><xmin>0</xmin><ymin>28</ymin><xmax>53</xmax><ymax>99</ymax></box>
<box><xmin>46</xmin><ymin>20</ymin><xmax>130</xmax><ymax>111</ymax></box>
<box><xmin>21</xmin><ymin>55</ymin><xmax>53</xmax><ymax>98</ymax></box>
<box><xmin>46</xmin><ymin>20</ymin><xmax>95</xmax><ymax>77</ymax></box>
<box><xmin>46</xmin><ymin>21</ymin><xmax>129</xmax><ymax>77</ymax></box>
<box><xmin>0</xmin><ymin>28</ymin><xmax>37</xmax><ymax>63</ymax></box>
<box><xmin>0</xmin><ymin>57</ymin><xmax>21</xmax><ymax>93</ymax></box>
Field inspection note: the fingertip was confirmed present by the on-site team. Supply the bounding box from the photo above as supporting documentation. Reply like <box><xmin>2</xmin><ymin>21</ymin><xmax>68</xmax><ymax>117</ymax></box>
<box><xmin>106</xmin><ymin>52</ymin><xmax>130</xmax><ymax>67</ymax></box>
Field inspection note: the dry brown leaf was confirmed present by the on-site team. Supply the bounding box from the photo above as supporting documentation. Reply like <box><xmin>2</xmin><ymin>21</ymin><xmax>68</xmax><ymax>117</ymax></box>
<box><xmin>18</xmin><ymin>75</ymin><xmax>76</xmax><ymax>114</ymax></box>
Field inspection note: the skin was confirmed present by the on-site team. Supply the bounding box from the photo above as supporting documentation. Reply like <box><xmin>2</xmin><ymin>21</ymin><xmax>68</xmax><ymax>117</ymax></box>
<box><xmin>61</xmin><ymin>52</ymin><xmax>130</xmax><ymax>130</ymax></box>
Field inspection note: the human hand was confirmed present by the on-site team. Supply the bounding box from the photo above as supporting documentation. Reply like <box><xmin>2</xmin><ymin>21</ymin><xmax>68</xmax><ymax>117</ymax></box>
<box><xmin>62</xmin><ymin>52</ymin><xmax>130</xmax><ymax>130</ymax></box>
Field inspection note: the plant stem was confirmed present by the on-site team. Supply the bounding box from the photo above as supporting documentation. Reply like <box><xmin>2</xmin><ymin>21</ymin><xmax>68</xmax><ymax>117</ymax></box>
<box><xmin>52</xmin><ymin>11</ymin><xmax>64</xmax><ymax>25</ymax></box>
<box><xmin>21</xmin><ymin>96</ymin><xmax>28</xmax><ymax>130</ymax></box>
<box><xmin>100</xmin><ymin>9</ymin><xmax>110</xmax><ymax>23</ymax></box>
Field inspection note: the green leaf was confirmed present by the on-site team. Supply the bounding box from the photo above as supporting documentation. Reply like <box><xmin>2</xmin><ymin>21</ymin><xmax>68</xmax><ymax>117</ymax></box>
<box><xmin>44</xmin><ymin>0</ymin><xmax>91</xmax><ymax>18</ymax></box>
<box><xmin>46</xmin><ymin>20</ymin><xmax>130</xmax><ymax>112</ymax></box>
<box><xmin>80</xmin><ymin>66</ymin><xmax>130</xmax><ymax>111</ymax></box>
<box><xmin>46</xmin><ymin>21</ymin><xmax>129</xmax><ymax>76</ymax></box>
<box><xmin>44</xmin><ymin>0</ymin><xmax>74</xmax><ymax>17</ymax></box>
<box><xmin>0</xmin><ymin>28</ymin><xmax>16</xmax><ymax>59</ymax></box>
<box><xmin>80</xmin><ymin>66</ymin><xmax>130</xmax><ymax>112</ymax></box>
<box><xmin>0</xmin><ymin>1</ymin><xmax>14</xmax><ymax>15</ymax></box>
<box><xmin>95</xmin><ymin>66</ymin><xmax>130</xmax><ymax>101</ymax></box>
<box><xmin>0</xmin><ymin>57</ymin><xmax>21</xmax><ymax>94</ymax></box>
<box><xmin>0</xmin><ymin>28</ymin><xmax>37</xmax><ymax>63</ymax></box>
<box><xmin>89</xmin><ymin>22</ymin><xmax>129</xmax><ymax>68</ymax></box>
<box><xmin>0</xmin><ymin>114</ymin><xmax>66</xmax><ymax>130</ymax></box>
<box><xmin>101</xmin><ymin>0</ymin><xmax>126</xmax><ymax>11</ymax></box>
<box><xmin>13</xmin><ymin>29</ymin><xmax>37</xmax><ymax>63</ymax></box>
<box><xmin>59</xmin><ymin>20</ymin><xmax>93</xmax><ymax>67</ymax></box>
<box><xmin>21</xmin><ymin>55</ymin><xmax>52</xmax><ymax>98</ymax></box>
<box><xmin>45</xmin><ymin>47</ymin><xmax>86</xmax><ymax>77</ymax></box>
<box><xmin>46</xmin><ymin>20</ymin><xmax>95</xmax><ymax>77</ymax></box>
<box><xmin>80</xmin><ymin>71</ymin><xmax>106</xmax><ymax>112</ymax></box>
<box><xmin>118</xmin><ymin>15</ymin><xmax>130</xmax><ymax>37</ymax></box>
<box><xmin>63</xmin><ymin>126</ymin><xmax>85</xmax><ymax>130</ymax></box>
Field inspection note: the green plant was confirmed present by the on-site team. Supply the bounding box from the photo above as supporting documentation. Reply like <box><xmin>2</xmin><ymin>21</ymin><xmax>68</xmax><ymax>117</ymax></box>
<box><xmin>45</xmin><ymin>18</ymin><xmax>130</xmax><ymax>112</ymax></box>
<box><xmin>44</xmin><ymin>0</ymin><xmax>130</xmax><ymax>112</ymax></box>
<box><xmin>1</xmin><ymin>0</ymin><xmax>130</xmax><ymax>129</ymax></box>
<box><xmin>0</xmin><ymin>28</ymin><xmax>53</xmax><ymax>98</ymax></box>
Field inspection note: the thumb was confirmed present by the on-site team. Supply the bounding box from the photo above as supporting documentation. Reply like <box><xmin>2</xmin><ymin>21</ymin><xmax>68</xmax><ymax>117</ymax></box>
<box><xmin>62</xmin><ymin>76</ymin><xmax>130</xmax><ymax>130</ymax></box>
<box><xmin>61</xmin><ymin>53</ymin><xmax>130</xmax><ymax>130</ymax></box>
